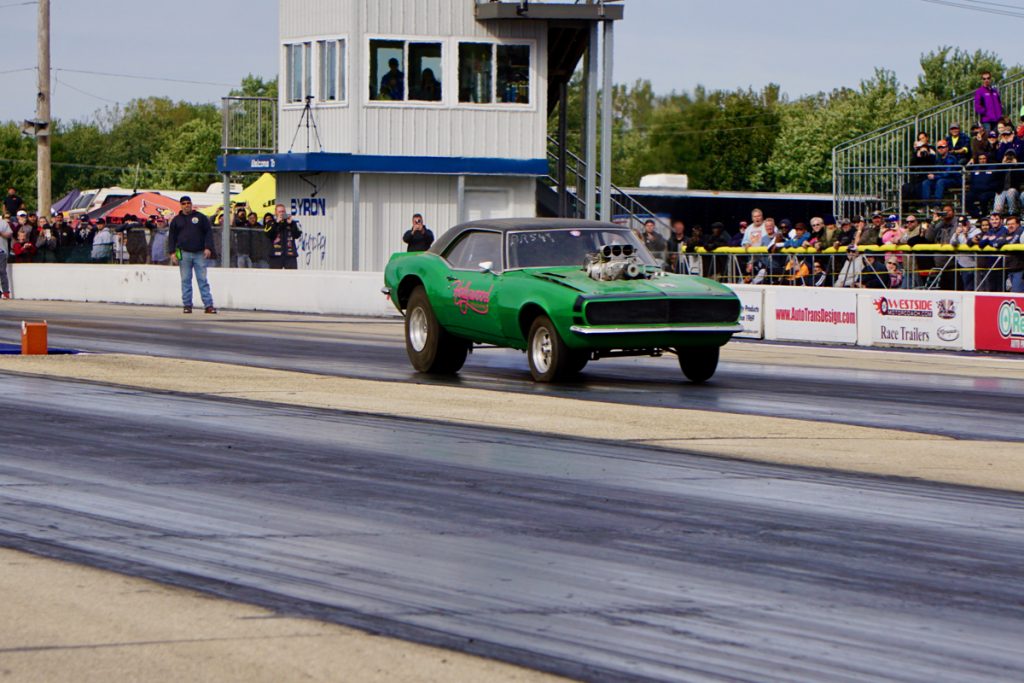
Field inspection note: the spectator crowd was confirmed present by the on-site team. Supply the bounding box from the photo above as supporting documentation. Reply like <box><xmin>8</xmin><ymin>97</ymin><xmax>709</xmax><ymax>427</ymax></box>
<box><xmin>1</xmin><ymin>188</ymin><xmax>305</xmax><ymax>272</ymax></box>
<box><xmin>640</xmin><ymin>203</ymin><xmax>1024</xmax><ymax>293</ymax></box>
<box><xmin>904</xmin><ymin>71</ymin><xmax>1024</xmax><ymax>220</ymax></box>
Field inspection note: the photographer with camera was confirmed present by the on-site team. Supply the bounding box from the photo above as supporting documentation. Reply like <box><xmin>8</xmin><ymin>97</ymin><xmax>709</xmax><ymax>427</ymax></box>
<box><xmin>402</xmin><ymin>213</ymin><xmax>434</xmax><ymax>252</ymax></box>
<box><xmin>264</xmin><ymin>203</ymin><xmax>302</xmax><ymax>269</ymax></box>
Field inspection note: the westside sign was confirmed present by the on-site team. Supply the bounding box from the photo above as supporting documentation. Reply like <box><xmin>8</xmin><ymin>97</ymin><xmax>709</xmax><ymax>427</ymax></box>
<box><xmin>975</xmin><ymin>295</ymin><xmax>1024</xmax><ymax>353</ymax></box>
<box><xmin>865</xmin><ymin>293</ymin><xmax>962</xmax><ymax>349</ymax></box>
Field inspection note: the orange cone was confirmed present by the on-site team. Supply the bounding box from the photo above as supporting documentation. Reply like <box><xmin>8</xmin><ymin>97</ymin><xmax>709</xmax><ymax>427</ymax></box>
<box><xmin>21</xmin><ymin>321</ymin><xmax>48</xmax><ymax>355</ymax></box>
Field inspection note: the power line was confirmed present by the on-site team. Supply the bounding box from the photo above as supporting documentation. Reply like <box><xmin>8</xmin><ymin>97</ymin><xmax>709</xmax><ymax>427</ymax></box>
<box><xmin>0</xmin><ymin>156</ymin><xmax>221</xmax><ymax>178</ymax></box>
<box><xmin>54</xmin><ymin>68</ymin><xmax>235</xmax><ymax>88</ymax></box>
<box><xmin>0</xmin><ymin>66</ymin><xmax>34</xmax><ymax>75</ymax></box>
<box><xmin>919</xmin><ymin>0</ymin><xmax>1024</xmax><ymax>18</ymax></box>
<box><xmin>54</xmin><ymin>73</ymin><xmax>120</xmax><ymax>105</ymax></box>
<box><xmin>0</xmin><ymin>1</ymin><xmax>36</xmax><ymax>8</ymax></box>
<box><xmin>958</xmin><ymin>0</ymin><xmax>1024</xmax><ymax>11</ymax></box>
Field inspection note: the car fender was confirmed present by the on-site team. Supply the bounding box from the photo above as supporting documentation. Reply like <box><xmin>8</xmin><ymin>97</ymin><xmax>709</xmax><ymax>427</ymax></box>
<box><xmin>384</xmin><ymin>252</ymin><xmax>445</xmax><ymax>312</ymax></box>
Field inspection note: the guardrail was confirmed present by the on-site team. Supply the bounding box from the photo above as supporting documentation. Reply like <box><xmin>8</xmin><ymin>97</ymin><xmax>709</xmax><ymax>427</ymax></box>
<box><xmin>834</xmin><ymin>161</ymin><xmax>1024</xmax><ymax>220</ymax></box>
<box><xmin>650</xmin><ymin>244</ymin><xmax>1024</xmax><ymax>293</ymax></box>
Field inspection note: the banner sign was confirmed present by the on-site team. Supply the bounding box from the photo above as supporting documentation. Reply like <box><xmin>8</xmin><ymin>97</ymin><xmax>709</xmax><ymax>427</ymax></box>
<box><xmin>865</xmin><ymin>293</ymin><xmax>963</xmax><ymax>349</ymax></box>
<box><xmin>728</xmin><ymin>287</ymin><xmax>763</xmax><ymax>339</ymax></box>
<box><xmin>975</xmin><ymin>295</ymin><xmax>1024</xmax><ymax>353</ymax></box>
<box><xmin>769</xmin><ymin>289</ymin><xmax>858</xmax><ymax>343</ymax></box>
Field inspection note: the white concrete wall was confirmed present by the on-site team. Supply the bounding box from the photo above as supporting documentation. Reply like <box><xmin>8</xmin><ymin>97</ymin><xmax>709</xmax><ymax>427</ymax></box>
<box><xmin>10</xmin><ymin>264</ymin><xmax>396</xmax><ymax>317</ymax></box>
<box><xmin>15</xmin><ymin>266</ymin><xmax>1017</xmax><ymax>355</ymax></box>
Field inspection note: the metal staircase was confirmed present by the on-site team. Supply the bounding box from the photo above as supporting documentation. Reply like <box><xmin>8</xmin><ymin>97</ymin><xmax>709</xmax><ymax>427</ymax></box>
<box><xmin>833</xmin><ymin>72</ymin><xmax>1024</xmax><ymax>219</ymax></box>
<box><xmin>538</xmin><ymin>134</ymin><xmax>669</xmax><ymax>230</ymax></box>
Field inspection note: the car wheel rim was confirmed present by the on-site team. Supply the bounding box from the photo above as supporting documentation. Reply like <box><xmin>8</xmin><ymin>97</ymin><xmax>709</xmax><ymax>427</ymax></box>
<box><xmin>409</xmin><ymin>307</ymin><xmax>429</xmax><ymax>352</ymax></box>
<box><xmin>532</xmin><ymin>327</ymin><xmax>553</xmax><ymax>374</ymax></box>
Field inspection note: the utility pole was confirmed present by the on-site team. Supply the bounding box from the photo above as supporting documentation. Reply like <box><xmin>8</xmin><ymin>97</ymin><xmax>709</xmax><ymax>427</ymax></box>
<box><xmin>36</xmin><ymin>0</ymin><xmax>51</xmax><ymax>215</ymax></box>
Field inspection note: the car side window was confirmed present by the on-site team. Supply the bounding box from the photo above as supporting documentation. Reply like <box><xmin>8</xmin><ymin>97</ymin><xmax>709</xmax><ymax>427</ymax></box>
<box><xmin>444</xmin><ymin>231</ymin><xmax>502</xmax><ymax>271</ymax></box>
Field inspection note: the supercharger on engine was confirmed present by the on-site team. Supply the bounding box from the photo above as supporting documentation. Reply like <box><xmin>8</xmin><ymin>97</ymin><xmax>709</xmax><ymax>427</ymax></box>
<box><xmin>585</xmin><ymin>243</ymin><xmax>652</xmax><ymax>282</ymax></box>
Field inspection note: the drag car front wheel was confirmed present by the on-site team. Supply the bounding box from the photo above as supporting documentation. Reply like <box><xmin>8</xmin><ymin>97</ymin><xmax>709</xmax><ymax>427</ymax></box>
<box><xmin>677</xmin><ymin>346</ymin><xmax>720</xmax><ymax>383</ymax></box>
<box><xmin>528</xmin><ymin>315</ymin><xmax>570</xmax><ymax>382</ymax></box>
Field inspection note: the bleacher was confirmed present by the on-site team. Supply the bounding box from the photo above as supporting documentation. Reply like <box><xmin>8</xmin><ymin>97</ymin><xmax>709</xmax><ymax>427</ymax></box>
<box><xmin>833</xmin><ymin>73</ymin><xmax>1024</xmax><ymax>220</ymax></box>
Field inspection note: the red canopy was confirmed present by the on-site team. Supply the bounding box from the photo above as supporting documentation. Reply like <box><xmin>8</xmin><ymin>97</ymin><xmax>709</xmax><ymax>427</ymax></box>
<box><xmin>100</xmin><ymin>192</ymin><xmax>181</xmax><ymax>222</ymax></box>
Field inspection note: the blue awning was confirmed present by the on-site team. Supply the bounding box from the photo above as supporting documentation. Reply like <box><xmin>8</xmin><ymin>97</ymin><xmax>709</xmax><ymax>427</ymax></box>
<box><xmin>218</xmin><ymin>153</ymin><xmax>548</xmax><ymax>176</ymax></box>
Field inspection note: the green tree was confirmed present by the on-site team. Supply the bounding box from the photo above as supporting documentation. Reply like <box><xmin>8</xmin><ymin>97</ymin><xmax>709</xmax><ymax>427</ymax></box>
<box><xmin>52</xmin><ymin>120</ymin><xmax>118</xmax><ymax>194</ymax></box>
<box><xmin>0</xmin><ymin>122</ymin><xmax>37</xmax><ymax>209</ymax></box>
<box><xmin>765</xmin><ymin>69</ymin><xmax>921</xmax><ymax>193</ymax></box>
<box><xmin>230</xmin><ymin>74</ymin><xmax>278</xmax><ymax>99</ymax></box>
<box><xmin>102</xmin><ymin>97</ymin><xmax>217</xmax><ymax>174</ymax></box>
<box><xmin>916</xmin><ymin>47</ymin><xmax>1010</xmax><ymax>102</ymax></box>
<box><xmin>133</xmin><ymin>118</ymin><xmax>222</xmax><ymax>191</ymax></box>
<box><xmin>617</xmin><ymin>85</ymin><xmax>783</xmax><ymax>190</ymax></box>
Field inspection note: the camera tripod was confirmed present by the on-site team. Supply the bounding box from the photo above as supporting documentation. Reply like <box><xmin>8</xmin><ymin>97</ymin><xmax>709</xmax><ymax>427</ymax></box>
<box><xmin>288</xmin><ymin>95</ymin><xmax>324</xmax><ymax>153</ymax></box>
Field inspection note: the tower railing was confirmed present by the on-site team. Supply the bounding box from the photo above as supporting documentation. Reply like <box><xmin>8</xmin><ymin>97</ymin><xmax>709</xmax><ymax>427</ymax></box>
<box><xmin>221</xmin><ymin>96</ymin><xmax>277</xmax><ymax>154</ymax></box>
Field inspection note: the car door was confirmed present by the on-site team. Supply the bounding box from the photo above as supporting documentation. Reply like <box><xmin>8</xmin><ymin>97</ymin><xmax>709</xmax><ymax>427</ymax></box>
<box><xmin>437</xmin><ymin>230</ymin><xmax>505</xmax><ymax>343</ymax></box>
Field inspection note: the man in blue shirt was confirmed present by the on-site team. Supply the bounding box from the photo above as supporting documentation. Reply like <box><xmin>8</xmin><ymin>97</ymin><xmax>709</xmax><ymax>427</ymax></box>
<box><xmin>921</xmin><ymin>142</ymin><xmax>961</xmax><ymax>203</ymax></box>
<box><xmin>168</xmin><ymin>196</ymin><xmax>217</xmax><ymax>314</ymax></box>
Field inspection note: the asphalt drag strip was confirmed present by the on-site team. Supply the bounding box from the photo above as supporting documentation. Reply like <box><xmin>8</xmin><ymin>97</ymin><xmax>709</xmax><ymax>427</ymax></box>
<box><xmin>1</xmin><ymin>353</ymin><xmax>1022</xmax><ymax>492</ymax></box>
<box><xmin>1</xmin><ymin>374</ymin><xmax>1023</xmax><ymax>682</ymax></box>
<box><xmin>3</xmin><ymin>301</ymin><xmax>1024</xmax><ymax>443</ymax></box>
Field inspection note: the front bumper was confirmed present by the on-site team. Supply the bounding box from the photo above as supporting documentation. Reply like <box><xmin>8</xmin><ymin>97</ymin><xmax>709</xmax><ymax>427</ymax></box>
<box><xmin>570</xmin><ymin>324</ymin><xmax>744</xmax><ymax>336</ymax></box>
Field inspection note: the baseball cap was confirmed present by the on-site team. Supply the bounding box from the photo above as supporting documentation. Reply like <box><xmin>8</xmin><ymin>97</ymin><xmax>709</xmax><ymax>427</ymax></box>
<box><xmin>179</xmin><ymin>195</ymin><xmax>192</xmax><ymax>203</ymax></box>
<box><xmin>950</xmin><ymin>122</ymin><xmax>961</xmax><ymax>129</ymax></box>
<box><xmin>779</xmin><ymin>218</ymin><xmax>792</xmax><ymax>228</ymax></box>
<box><xmin>16</xmin><ymin>210</ymin><xmax>27</xmax><ymax>217</ymax></box>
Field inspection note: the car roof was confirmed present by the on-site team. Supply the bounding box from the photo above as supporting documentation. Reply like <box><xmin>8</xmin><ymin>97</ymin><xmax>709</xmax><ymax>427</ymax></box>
<box><xmin>429</xmin><ymin>218</ymin><xmax>628</xmax><ymax>255</ymax></box>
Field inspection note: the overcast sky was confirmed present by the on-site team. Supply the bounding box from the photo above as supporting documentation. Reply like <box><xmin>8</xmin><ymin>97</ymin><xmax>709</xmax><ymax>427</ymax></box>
<box><xmin>0</xmin><ymin>0</ymin><xmax>1016</xmax><ymax>124</ymax></box>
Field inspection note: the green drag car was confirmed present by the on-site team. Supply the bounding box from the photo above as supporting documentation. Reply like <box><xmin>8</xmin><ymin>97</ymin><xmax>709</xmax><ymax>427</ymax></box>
<box><xmin>382</xmin><ymin>218</ymin><xmax>742</xmax><ymax>383</ymax></box>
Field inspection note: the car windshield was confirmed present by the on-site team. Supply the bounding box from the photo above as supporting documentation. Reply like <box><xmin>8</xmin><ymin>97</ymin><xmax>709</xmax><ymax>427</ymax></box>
<box><xmin>506</xmin><ymin>228</ymin><xmax>657</xmax><ymax>269</ymax></box>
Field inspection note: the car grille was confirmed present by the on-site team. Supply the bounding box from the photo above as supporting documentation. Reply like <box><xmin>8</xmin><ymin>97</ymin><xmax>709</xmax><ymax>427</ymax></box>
<box><xmin>585</xmin><ymin>298</ymin><xmax>740</xmax><ymax>326</ymax></box>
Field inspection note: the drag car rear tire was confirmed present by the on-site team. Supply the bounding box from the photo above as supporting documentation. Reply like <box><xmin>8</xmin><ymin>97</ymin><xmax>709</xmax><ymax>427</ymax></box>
<box><xmin>527</xmin><ymin>315</ymin><xmax>569</xmax><ymax>382</ymax></box>
<box><xmin>405</xmin><ymin>286</ymin><xmax>468</xmax><ymax>374</ymax></box>
<box><xmin>678</xmin><ymin>346</ymin><xmax>720</xmax><ymax>383</ymax></box>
